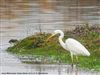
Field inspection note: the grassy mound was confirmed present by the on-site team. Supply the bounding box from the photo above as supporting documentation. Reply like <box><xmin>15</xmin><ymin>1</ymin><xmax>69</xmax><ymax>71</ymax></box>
<box><xmin>7</xmin><ymin>25</ymin><xmax>100</xmax><ymax>71</ymax></box>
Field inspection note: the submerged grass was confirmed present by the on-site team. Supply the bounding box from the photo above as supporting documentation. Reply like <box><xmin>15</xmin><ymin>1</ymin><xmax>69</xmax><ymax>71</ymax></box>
<box><xmin>7</xmin><ymin>25</ymin><xmax>100</xmax><ymax>71</ymax></box>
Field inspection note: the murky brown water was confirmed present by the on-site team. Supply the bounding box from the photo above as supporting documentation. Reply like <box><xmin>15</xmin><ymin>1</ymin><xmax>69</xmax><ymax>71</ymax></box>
<box><xmin>0</xmin><ymin>0</ymin><xmax>100</xmax><ymax>75</ymax></box>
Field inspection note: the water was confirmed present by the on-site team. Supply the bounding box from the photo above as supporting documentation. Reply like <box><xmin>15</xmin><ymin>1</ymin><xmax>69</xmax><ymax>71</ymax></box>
<box><xmin>0</xmin><ymin>0</ymin><xmax>100</xmax><ymax>75</ymax></box>
<box><xmin>0</xmin><ymin>47</ymin><xmax>100</xmax><ymax>75</ymax></box>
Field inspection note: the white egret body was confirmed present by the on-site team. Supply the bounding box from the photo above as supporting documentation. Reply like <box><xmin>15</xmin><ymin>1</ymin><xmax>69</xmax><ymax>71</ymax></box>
<box><xmin>47</xmin><ymin>30</ymin><xmax>90</xmax><ymax>65</ymax></box>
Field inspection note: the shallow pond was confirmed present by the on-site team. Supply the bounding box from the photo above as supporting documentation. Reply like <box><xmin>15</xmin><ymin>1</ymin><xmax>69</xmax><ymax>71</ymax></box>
<box><xmin>0</xmin><ymin>0</ymin><xmax>100</xmax><ymax>75</ymax></box>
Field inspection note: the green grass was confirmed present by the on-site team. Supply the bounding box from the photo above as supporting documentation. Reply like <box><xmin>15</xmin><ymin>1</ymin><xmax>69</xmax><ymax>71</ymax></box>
<box><xmin>7</xmin><ymin>25</ymin><xmax>100</xmax><ymax>71</ymax></box>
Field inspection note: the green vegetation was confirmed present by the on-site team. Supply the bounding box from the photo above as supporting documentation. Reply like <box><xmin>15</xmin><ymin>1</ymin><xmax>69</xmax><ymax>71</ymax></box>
<box><xmin>7</xmin><ymin>25</ymin><xmax>100</xmax><ymax>71</ymax></box>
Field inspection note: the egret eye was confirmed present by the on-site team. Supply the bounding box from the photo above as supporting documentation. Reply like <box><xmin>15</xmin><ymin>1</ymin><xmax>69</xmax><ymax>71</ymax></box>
<box><xmin>57</xmin><ymin>33</ymin><xmax>60</xmax><ymax>36</ymax></box>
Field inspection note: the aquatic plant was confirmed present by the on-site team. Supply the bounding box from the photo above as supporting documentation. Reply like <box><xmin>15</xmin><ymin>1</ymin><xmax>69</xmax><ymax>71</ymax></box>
<box><xmin>7</xmin><ymin>24</ymin><xmax>100</xmax><ymax>71</ymax></box>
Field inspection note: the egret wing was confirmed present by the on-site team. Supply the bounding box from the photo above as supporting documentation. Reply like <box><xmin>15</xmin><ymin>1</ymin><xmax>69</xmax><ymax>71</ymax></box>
<box><xmin>65</xmin><ymin>38</ymin><xmax>90</xmax><ymax>56</ymax></box>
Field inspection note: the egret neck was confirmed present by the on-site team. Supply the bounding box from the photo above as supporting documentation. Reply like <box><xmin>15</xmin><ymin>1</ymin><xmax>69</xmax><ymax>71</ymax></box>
<box><xmin>58</xmin><ymin>32</ymin><xmax>66</xmax><ymax>50</ymax></box>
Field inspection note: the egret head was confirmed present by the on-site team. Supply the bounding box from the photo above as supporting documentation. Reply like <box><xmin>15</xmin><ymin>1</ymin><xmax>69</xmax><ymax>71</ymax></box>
<box><xmin>46</xmin><ymin>30</ymin><xmax>64</xmax><ymax>42</ymax></box>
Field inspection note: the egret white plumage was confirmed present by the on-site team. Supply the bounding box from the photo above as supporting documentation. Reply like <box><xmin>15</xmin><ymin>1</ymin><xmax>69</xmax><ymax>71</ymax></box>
<box><xmin>46</xmin><ymin>30</ymin><xmax>90</xmax><ymax>66</ymax></box>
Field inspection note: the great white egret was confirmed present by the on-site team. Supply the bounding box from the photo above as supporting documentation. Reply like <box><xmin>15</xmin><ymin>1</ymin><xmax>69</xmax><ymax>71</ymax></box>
<box><xmin>46</xmin><ymin>30</ymin><xmax>90</xmax><ymax>66</ymax></box>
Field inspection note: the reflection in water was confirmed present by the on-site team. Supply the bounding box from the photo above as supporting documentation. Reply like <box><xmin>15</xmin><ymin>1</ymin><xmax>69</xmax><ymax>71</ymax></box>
<box><xmin>0</xmin><ymin>0</ymin><xmax>29</xmax><ymax>19</ymax></box>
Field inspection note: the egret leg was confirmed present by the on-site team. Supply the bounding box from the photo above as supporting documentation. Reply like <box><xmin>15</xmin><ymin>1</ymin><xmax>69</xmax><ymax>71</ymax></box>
<box><xmin>76</xmin><ymin>56</ymin><xmax>78</xmax><ymax>64</ymax></box>
<box><xmin>75</xmin><ymin>56</ymin><xmax>78</xmax><ymax>75</ymax></box>
<box><xmin>70</xmin><ymin>53</ymin><xmax>74</xmax><ymax>68</ymax></box>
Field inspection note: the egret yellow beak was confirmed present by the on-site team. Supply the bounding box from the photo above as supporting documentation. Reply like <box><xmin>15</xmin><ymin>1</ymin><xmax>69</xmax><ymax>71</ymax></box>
<box><xmin>46</xmin><ymin>34</ymin><xmax>56</xmax><ymax>42</ymax></box>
